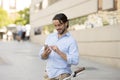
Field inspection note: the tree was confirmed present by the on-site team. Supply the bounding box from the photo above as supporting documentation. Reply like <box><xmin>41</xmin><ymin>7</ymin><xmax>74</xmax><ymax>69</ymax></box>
<box><xmin>0</xmin><ymin>7</ymin><xmax>11</xmax><ymax>28</ymax></box>
<box><xmin>14</xmin><ymin>8</ymin><xmax>30</xmax><ymax>25</ymax></box>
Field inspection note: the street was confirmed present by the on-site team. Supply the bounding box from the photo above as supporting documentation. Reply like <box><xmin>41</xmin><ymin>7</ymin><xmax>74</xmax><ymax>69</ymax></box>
<box><xmin>0</xmin><ymin>41</ymin><xmax>120</xmax><ymax>80</ymax></box>
<box><xmin>0</xmin><ymin>41</ymin><xmax>45</xmax><ymax>80</ymax></box>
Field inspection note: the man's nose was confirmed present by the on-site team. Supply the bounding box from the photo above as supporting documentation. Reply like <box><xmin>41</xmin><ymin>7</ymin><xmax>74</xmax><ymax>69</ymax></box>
<box><xmin>56</xmin><ymin>26</ymin><xmax>61</xmax><ymax>29</ymax></box>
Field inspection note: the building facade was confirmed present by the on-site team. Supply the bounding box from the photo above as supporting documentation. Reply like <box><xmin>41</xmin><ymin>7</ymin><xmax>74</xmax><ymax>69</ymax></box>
<box><xmin>30</xmin><ymin>0</ymin><xmax>120</xmax><ymax>68</ymax></box>
<box><xmin>30</xmin><ymin>0</ymin><xmax>119</xmax><ymax>36</ymax></box>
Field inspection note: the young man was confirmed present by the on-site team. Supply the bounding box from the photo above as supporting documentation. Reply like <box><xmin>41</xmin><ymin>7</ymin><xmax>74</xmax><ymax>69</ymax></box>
<box><xmin>39</xmin><ymin>13</ymin><xmax>79</xmax><ymax>80</ymax></box>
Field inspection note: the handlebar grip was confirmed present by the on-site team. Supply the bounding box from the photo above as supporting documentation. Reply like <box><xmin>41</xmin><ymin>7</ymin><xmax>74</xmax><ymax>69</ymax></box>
<box><xmin>73</xmin><ymin>67</ymin><xmax>85</xmax><ymax>77</ymax></box>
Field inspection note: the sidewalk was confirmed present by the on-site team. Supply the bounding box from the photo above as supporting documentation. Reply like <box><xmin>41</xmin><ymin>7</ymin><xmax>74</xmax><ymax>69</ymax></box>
<box><xmin>0</xmin><ymin>41</ymin><xmax>120</xmax><ymax>80</ymax></box>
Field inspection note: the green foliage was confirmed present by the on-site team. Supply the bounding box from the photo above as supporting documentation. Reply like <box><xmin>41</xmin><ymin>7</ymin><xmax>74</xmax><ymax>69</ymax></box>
<box><xmin>103</xmin><ymin>20</ymin><xmax>109</xmax><ymax>26</ymax></box>
<box><xmin>42</xmin><ymin>16</ymin><xmax>87</xmax><ymax>34</ymax></box>
<box><xmin>69</xmin><ymin>16</ymin><xmax>87</xmax><ymax>26</ymax></box>
<box><xmin>43</xmin><ymin>24</ymin><xmax>55</xmax><ymax>34</ymax></box>
<box><xmin>0</xmin><ymin>7</ymin><xmax>12</xmax><ymax>28</ymax></box>
<box><xmin>14</xmin><ymin>8</ymin><xmax>30</xmax><ymax>25</ymax></box>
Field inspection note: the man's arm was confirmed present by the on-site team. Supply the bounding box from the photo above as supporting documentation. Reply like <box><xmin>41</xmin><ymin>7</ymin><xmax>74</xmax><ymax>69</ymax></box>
<box><xmin>50</xmin><ymin>45</ymin><xmax>67</xmax><ymax>61</ymax></box>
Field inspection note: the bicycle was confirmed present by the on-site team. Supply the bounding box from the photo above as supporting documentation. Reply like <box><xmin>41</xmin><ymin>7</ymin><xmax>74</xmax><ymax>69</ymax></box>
<box><xmin>63</xmin><ymin>67</ymin><xmax>85</xmax><ymax>80</ymax></box>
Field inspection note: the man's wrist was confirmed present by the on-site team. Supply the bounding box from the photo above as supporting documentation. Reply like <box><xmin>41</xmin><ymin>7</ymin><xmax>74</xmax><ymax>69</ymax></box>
<box><xmin>42</xmin><ymin>52</ymin><xmax>49</xmax><ymax>59</ymax></box>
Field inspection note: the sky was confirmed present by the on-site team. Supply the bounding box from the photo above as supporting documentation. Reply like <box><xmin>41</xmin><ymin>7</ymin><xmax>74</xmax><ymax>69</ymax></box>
<box><xmin>0</xmin><ymin>0</ymin><xmax>31</xmax><ymax>12</ymax></box>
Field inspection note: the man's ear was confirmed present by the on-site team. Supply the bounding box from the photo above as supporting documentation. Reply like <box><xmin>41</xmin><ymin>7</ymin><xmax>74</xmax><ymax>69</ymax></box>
<box><xmin>65</xmin><ymin>22</ymin><xmax>68</xmax><ymax>26</ymax></box>
<box><xmin>65</xmin><ymin>22</ymin><xmax>68</xmax><ymax>28</ymax></box>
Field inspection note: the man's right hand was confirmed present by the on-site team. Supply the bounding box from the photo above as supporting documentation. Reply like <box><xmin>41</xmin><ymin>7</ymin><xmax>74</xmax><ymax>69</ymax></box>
<box><xmin>41</xmin><ymin>45</ymin><xmax>51</xmax><ymax>59</ymax></box>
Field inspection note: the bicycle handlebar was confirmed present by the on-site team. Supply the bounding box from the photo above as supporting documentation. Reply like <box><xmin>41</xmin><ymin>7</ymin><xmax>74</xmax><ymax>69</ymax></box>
<box><xmin>73</xmin><ymin>67</ymin><xmax>85</xmax><ymax>77</ymax></box>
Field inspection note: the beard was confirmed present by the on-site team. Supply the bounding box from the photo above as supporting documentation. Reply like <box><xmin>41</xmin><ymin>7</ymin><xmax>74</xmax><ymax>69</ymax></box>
<box><xmin>57</xmin><ymin>27</ymin><xmax>66</xmax><ymax>35</ymax></box>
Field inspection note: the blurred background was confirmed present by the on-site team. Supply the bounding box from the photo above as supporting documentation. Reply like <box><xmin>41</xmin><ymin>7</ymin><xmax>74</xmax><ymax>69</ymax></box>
<box><xmin>0</xmin><ymin>1</ymin><xmax>120</xmax><ymax>80</ymax></box>
<box><xmin>0</xmin><ymin>0</ymin><xmax>120</xmax><ymax>68</ymax></box>
<box><xmin>0</xmin><ymin>0</ymin><xmax>31</xmax><ymax>41</ymax></box>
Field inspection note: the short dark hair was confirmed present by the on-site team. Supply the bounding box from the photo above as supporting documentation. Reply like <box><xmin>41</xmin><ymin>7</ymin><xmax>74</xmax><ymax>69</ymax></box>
<box><xmin>53</xmin><ymin>13</ymin><xmax>69</xmax><ymax>28</ymax></box>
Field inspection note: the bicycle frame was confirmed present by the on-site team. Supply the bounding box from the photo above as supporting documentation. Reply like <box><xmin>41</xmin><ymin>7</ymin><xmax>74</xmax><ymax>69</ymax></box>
<box><xmin>63</xmin><ymin>67</ymin><xmax>85</xmax><ymax>80</ymax></box>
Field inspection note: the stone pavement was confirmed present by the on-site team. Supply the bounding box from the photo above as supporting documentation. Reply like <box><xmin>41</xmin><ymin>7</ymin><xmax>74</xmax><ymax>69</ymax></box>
<box><xmin>0</xmin><ymin>41</ymin><xmax>120</xmax><ymax>80</ymax></box>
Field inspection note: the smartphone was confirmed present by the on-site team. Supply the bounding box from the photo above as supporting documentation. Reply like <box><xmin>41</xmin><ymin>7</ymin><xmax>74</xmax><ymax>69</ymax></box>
<box><xmin>44</xmin><ymin>44</ymin><xmax>48</xmax><ymax>50</ymax></box>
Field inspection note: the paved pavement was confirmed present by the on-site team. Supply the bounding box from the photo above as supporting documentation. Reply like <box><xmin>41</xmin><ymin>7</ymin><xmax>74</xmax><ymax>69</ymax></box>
<box><xmin>0</xmin><ymin>41</ymin><xmax>120</xmax><ymax>80</ymax></box>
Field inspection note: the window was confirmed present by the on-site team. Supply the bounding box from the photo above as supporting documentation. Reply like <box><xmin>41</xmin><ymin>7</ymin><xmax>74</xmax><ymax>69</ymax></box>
<box><xmin>34</xmin><ymin>1</ymin><xmax>42</xmax><ymax>11</ymax></box>
<box><xmin>34</xmin><ymin>0</ymin><xmax>60</xmax><ymax>11</ymax></box>
<box><xmin>42</xmin><ymin>0</ymin><xmax>48</xmax><ymax>9</ymax></box>
<box><xmin>48</xmin><ymin>0</ymin><xmax>60</xmax><ymax>6</ymax></box>
<box><xmin>98</xmin><ymin>0</ymin><xmax>102</xmax><ymax>10</ymax></box>
<box><xmin>102</xmin><ymin>0</ymin><xmax>118</xmax><ymax>11</ymax></box>
<box><xmin>114</xmin><ymin>0</ymin><xmax>118</xmax><ymax>10</ymax></box>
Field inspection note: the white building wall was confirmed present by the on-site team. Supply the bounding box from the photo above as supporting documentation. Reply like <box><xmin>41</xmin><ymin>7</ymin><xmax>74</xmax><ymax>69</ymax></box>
<box><xmin>30</xmin><ymin>0</ymin><xmax>116</xmax><ymax>35</ymax></box>
<box><xmin>102</xmin><ymin>0</ymin><xmax>114</xmax><ymax>10</ymax></box>
<box><xmin>30</xmin><ymin>0</ymin><xmax>98</xmax><ymax>28</ymax></box>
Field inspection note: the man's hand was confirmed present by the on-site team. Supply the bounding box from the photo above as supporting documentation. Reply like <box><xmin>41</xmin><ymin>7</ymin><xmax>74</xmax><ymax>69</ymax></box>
<box><xmin>50</xmin><ymin>45</ymin><xmax>59</xmax><ymax>53</ymax></box>
<box><xmin>50</xmin><ymin>45</ymin><xmax>67</xmax><ymax>61</ymax></box>
<box><xmin>41</xmin><ymin>45</ymin><xmax>51</xmax><ymax>59</ymax></box>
